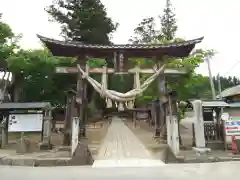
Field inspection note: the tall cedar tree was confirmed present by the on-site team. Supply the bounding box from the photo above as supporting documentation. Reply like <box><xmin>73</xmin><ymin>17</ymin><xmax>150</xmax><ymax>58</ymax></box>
<box><xmin>160</xmin><ymin>0</ymin><xmax>177</xmax><ymax>40</ymax></box>
<box><xmin>45</xmin><ymin>0</ymin><xmax>118</xmax><ymax>110</ymax></box>
<box><xmin>45</xmin><ymin>0</ymin><xmax>118</xmax><ymax>44</ymax></box>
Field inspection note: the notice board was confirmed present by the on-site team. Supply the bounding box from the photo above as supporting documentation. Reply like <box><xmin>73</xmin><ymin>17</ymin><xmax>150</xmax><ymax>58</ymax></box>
<box><xmin>8</xmin><ymin>114</ymin><xmax>43</xmax><ymax>132</ymax></box>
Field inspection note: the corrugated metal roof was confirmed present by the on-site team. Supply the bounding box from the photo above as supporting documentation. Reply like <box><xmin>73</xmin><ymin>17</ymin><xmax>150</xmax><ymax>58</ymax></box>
<box><xmin>37</xmin><ymin>34</ymin><xmax>204</xmax><ymax>50</ymax></box>
<box><xmin>202</xmin><ymin>100</ymin><xmax>229</xmax><ymax>107</ymax></box>
<box><xmin>217</xmin><ymin>85</ymin><xmax>240</xmax><ymax>98</ymax></box>
<box><xmin>227</xmin><ymin>102</ymin><xmax>240</xmax><ymax>107</ymax></box>
<box><xmin>0</xmin><ymin>102</ymin><xmax>51</xmax><ymax>110</ymax></box>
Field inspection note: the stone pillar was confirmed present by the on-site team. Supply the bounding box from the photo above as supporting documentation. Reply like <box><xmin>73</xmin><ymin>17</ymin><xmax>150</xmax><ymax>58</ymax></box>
<box><xmin>39</xmin><ymin>109</ymin><xmax>52</xmax><ymax>150</ymax></box>
<box><xmin>167</xmin><ymin>91</ymin><xmax>180</xmax><ymax>155</ymax></box>
<box><xmin>192</xmin><ymin>100</ymin><xmax>206</xmax><ymax>148</ymax></box>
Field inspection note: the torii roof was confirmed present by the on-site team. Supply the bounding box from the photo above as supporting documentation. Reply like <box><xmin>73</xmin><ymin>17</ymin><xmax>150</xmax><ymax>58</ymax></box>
<box><xmin>37</xmin><ymin>34</ymin><xmax>204</xmax><ymax>58</ymax></box>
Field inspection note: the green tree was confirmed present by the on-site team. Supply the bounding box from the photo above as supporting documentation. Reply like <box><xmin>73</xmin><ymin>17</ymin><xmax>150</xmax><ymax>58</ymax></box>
<box><xmin>45</xmin><ymin>0</ymin><xmax>118</xmax><ymax>44</ymax></box>
<box><xmin>0</xmin><ymin>14</ymin><xmax>23</xmax><ymax>101</ymax></box>
<box><xmin>46</xmin><ymin>0</ymin><xmax>119</xmax><ymax>112</ymax></box>
<box><xmin>7</xmin><ymin>49</ymin><xmax>75</xmax><ymax>105</ymax></box>
<box><xmin>0</xmin><ymin>14</ymin><xmax>20</xmax><ymax>69</ymax></box>
<box><xmin>160</xmin><ymin>0</ymin><xmax>177</xmax><ymax>40</ymax></box>
<box><xmin>213</xmin><ymin>75</ymin><xmax>240</xmax><ymax>93</ymax></box>
<box><xmin>128</xmin><ymin>0</ymin><xmax>214</xmax><ymax>103</ymax></box>
<box><xmin>129</xmin><ymin>17</ymin><xmax>159</xmax><ymax>44</ymax></box>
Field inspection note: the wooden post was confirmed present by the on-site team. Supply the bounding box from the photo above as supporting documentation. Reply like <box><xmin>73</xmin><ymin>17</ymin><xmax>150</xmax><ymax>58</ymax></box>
<box><xmin>133</xmin><ymin>111</ymin><xmax>136</xmax><ymax>128</ymax></box>
<box><xmin>151</xmin><ymin>101</ymin><xmax>156</xmax><ymax>129</ymax></box>
<box><xmin>0</xmin><ymin>114</ymin><xmax>8</xmax><ymax>148</ymax></box>
<box><xmin>156</xmin><ymin>60</ymin><xmax>166</xmax><ymax>137</ymax></box>
<box><xmin>149</xmin><ymin>108</ymin><xmax>151</xmax><ymax>127</ymax></box>
<box><xmin>77</xmin><ymin>56</ymin><xmax>88</xmax><ymax>138</ymax></box>
<box><xmin>63</xmin><ymin>91</ymin><xmax>74</xmax><ymax>145</ymax></box>
<box><xmin>154</xmin><ymin>100</ymin><xmax>160</xmax><ymax>137</ymax></box>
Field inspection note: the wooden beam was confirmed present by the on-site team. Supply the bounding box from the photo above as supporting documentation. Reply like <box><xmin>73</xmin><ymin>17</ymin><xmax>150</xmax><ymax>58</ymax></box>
<box><xmin>56</xmin><ymin>67</ymin><xmax>187</xmax><ymax>74</ymax></box>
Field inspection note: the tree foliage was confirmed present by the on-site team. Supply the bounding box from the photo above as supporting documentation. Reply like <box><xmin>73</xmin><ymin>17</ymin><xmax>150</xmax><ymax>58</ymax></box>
<box><xmin>129</xmin><ymin>0</ymin><xmax>215</xmax><ymax>103</ymax></box>
<box><xmin>129</xmin><ymin>17</ymin><xmax>159</xmax><ymax>44</ymax></box>
<box><xmin>45</xmin><ymin>0</ymin><xmax>120</xmax><ymax>111</ymax></box>
<box><xmin>45</xmin><ymin>0</ymin><xmax>118</xmax><ymax>44</ymax></box>
<box><xmin>0</xmin><ymin>14</ymin><xmax>21</xmax><ymax>69</ymax></box>
<box><xmin>213</xmin><ymin>76</ymin><xmax>240</xmax><ymax>92</ymax></box>
<box><xmin>7</xmin><ymin>49</ymin><xmax>74</xmax><ymax>105</ymax></box>
<box><xmin>160</xmin><ymin>0</ymin><xmax>177</xmax><ymax>40</ymax></box>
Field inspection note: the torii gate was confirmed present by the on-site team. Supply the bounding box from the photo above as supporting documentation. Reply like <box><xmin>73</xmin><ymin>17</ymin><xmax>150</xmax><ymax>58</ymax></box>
<box><xmin>37</xmin><ymin>35</ymin><xmax>203</xmax><ymax>146</ymax></box>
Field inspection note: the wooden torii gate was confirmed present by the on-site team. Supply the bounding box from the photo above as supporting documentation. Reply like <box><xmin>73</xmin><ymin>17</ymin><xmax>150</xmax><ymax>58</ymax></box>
<box><xmin>37</xmin><ymin>35</ymin><xmax>203</xmax><ymax>144</ymax></box>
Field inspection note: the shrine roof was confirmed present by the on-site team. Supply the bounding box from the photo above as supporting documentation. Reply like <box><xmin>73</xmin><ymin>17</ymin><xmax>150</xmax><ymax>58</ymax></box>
<box><xmin>216</xmin><ymin>84</ymin><xmax>240</xmax><ymax>98</ymax></box>
<box><xmin>37</xmin><ymin>34</ymin><xmax>204</xmax><ymax>58</ymax></box>
<box><xmin>0</xmin><ymin>102</ymin><xmax>51</xmax><ymax>110</ymax></box>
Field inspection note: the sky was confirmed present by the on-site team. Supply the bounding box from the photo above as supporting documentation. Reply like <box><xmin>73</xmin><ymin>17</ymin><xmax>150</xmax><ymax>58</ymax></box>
<box><xmin>0</xmin><ymin>0</ymin><xmax>240</xmax><ymax>77</ymax></box>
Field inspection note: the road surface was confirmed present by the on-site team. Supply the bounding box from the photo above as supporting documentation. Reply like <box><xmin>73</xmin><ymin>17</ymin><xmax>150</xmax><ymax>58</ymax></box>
<box><xmin>0</xmin><ymin>162</ymin><xmax>239</xmax><ymax>180</ymax></box>
<box><xmin>1</xmin><ymin>116</ymin><xmax>238</xmax><ymax>179</ymax></box>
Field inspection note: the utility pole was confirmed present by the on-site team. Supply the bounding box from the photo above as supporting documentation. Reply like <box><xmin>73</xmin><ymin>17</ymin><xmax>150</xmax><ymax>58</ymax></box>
<box><xmin>217</xmin><ymin>73</ymin><xmax>222</xmax><ymax>100</ymax></box>
<box><xmin>205</xmin><ymin>57</ymin><xmax>216</xmax><ymax>100</ymax></box>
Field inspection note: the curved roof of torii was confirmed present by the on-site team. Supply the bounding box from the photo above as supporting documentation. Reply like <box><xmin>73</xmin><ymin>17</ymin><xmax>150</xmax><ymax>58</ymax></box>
<box><xmin>37</xmin><ymin>34</ymin><xmax>204</xmax><ymax>58</ymax></box>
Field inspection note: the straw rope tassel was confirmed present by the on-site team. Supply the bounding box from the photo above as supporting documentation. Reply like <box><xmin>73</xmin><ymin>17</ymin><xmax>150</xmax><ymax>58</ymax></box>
<box><xmin>118</xmin><ymin>102</ymin><xmax>124</xmax><ymax>111</ymax></box>
<box><xmin>103</xmin><ymin>65</ymin><xmax>113</xmax><ymax>108</ymax></box>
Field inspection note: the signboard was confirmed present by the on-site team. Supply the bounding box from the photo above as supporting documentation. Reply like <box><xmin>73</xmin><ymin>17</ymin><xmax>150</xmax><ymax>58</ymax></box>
<box><xmin>224</xmin><ymin>120</ymin><xmax>240</xmax><ymax>135</ymax></box>
<box><xmin>232</xmin><ymin>94</ymin><xmax>240</xmax><ymax>101</ymax></box>
<box><xmin>71</xmin><ymin>117</ymin><xmax>79</xmax><ymax>156</ymax></box>
<box><xmin>203</xmin><ymin>108</ymin><xmax>214</xmax><ymax>122</ymax></box>
<box><xmin>136</xmin><ymin>112</ymin><xmax>149</xmax><ymax>120</ymax></box>
<box><xmin>224</xmin><ymin>113</ymin><xmax>240</xmax><ymax>135</ymax></box>
<box><xmin>8</xmin><ymin>114</ymin><xmax>43</xmax><ymax>132</ymax></box>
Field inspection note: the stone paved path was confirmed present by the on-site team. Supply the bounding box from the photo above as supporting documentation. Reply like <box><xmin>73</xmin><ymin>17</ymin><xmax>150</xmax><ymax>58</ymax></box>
<box><xmin>92</xmin><ymin>116</ymin><xmax>164</xmax><ymax>167</ymax></box>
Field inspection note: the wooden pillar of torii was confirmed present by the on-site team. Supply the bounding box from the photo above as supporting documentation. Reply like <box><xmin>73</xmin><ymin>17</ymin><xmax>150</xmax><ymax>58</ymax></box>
<box><xmin>62</xmin><ymin>56</ymin><xmax>88</xmax><ymax>145</ymax></box>
<box><xmin>76</xmin><ymin>56</ymin><xmax>88</xmax><ymax>138</ymax></box>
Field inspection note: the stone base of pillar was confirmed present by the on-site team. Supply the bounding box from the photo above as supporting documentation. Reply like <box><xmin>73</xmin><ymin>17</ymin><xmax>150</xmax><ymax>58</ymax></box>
<box><xmin>16</xmin><ymin>138</ymin><xmax>30</xmax><ymax>153</ymax></box>
<box><xmin>79</xmin><ymin>128</ymin><xmax>86</xmax><ymax>138</ymax></box>
<box><xmin>38</xmin><ymin>141</ymin><xmax>52</xmax><ymax>150</ymax></box>
<box><xmin>154</xmin><ymin>128</ymin><xmax>161</xmax><ymax>137</ymax></box>
<box><xmin>63</xmin><ymin>133</ymin><xmax>71</xmax><ymax>146</ymax></box>
<box><xmin>162</xmin><ymin>129</ymin><xmax>167</xmax><ymax>140</ymax></box>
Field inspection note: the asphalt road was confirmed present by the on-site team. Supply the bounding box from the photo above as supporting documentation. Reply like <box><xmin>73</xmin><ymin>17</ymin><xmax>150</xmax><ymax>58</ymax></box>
<box><xmin>1</xmin><ymin>162</ymin><xmax>238</xmax><ymax>180</ymax></box>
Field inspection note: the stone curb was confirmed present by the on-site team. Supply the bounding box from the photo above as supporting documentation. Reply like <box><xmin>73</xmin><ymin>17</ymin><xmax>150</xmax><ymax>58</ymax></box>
<box><xmin>175</xmin><ymin>156</ymin><xmax>240</xmax><ymax>163</ymax></box>
<box><xmin>0</xmin><ymin>156</ymin><xmax>71</xmax><ymax>166</ymax></box>
<box><xmin>0</xmin><ymin>141</ymin><xmax>93</xmax><ymax>167</ymax></box>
